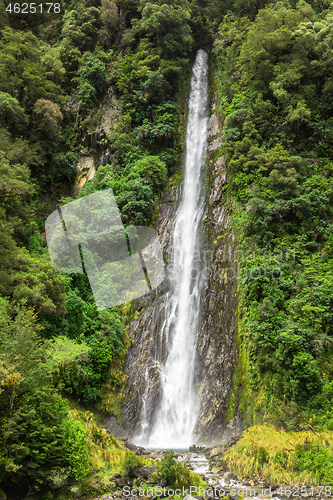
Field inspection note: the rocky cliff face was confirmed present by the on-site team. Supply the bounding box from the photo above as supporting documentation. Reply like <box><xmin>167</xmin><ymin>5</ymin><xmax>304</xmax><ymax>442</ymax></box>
<box><xmin>121</xmin><ymin>87</ymin><xmax>241</xmax><ymax>445</ymax></box>
<box><xmin>121</xmin><ymin>189</ymin><xmax>180</xmax><ymax>435</ymax></box>
<box><xmin>72</xmin><ymin>92</ymin><xmax>122</xmax><ymax>192</ymax></box>
<box><xmin>194</xmin><ymin>93</ymin><xmax>241</xmax><ymax>445</ymax></box>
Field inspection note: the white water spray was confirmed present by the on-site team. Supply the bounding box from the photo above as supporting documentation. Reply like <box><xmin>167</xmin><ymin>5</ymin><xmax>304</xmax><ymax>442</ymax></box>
<box><xmin>135</xmin><ymin>50</ymin><xmax>209</xmax><ymax>448</ymax></box>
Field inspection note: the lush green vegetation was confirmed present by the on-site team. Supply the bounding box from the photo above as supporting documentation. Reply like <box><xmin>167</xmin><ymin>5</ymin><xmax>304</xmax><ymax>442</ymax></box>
<box><xmin>122</xmin><ymin>451</ymin><xmax>206</xmax><ymax>492</ymax></box>
<box><xmin>0</xmin><ymin>0</ymin><xmax>213</xmax><ymax>497</ymax></box>
<box><xmin>2</xmin><ymin>0</ymin><xmax>333</xmax><ymax>494</ymax></box>
<box><xmin>152</xmin><ymin>451</ymin><xmax>205</xmax><ymax>489</ymax></box>
<box><xmin>214</xmin><ymin>0</ymin><xmax>333</xmax><ymax>431</ymax></box>
<box><xmin>224</xmin><ymin>424</ymin><xmax>333</xmax><ymax>485</ymax></box>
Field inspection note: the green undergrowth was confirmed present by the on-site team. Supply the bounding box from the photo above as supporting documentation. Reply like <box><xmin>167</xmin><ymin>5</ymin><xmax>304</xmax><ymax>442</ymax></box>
<box><xmin>124</xmin><ymin>451</ymin><xmax>207</xmax><ymax>498</ymax></box>
<box><xmin>224</xmin><ymin>425</ymin><xmax>333</xmax><ymax>486</ymax></box>
<box><xmin>74</xmin><ymin>408</ymin><xmax>144</xmax><ymax>498</ymax></box>
<box><xmin>150</xmin><ymin>451</ymin><xmax>207</xmax><ymax>490</ymax></box>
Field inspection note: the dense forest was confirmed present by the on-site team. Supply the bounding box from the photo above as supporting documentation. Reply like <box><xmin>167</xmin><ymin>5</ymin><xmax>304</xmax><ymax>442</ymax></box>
<box><xmin>1</xmin><ymin>0</ymin><xmax>333</xmax><ymax>497</ymax></box>
<box><xmin>218</xmin><ymin>0</ymin><xmax>333</xmax><ymax>429</ymax></box>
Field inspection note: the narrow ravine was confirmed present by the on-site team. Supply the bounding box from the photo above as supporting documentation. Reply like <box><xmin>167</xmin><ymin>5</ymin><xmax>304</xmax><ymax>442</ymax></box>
<box><xmin>134</xmin><ymin>49</ymin><xmax>209</xmax><ymax>448</ymax></box>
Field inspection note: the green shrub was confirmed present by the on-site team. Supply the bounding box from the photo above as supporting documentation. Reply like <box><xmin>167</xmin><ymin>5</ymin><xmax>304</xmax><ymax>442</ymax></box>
<box><xmin>157</xmin><ymin>451</ymin><xmax>205</xmax><ymax>488</ymax></box>
<box><xmin>116</xmin><ymin>178</ymin><xmax>154</xmax><ymax>225</ymax></box>
<box><xmin>0</xmin><ymin>91</ymin><xmax>27</xmax><ymax>134</ymax></box>
<box><xmin>160</xmin><ymin>451</ymin><xmax>177</xmax><ymax>485</ymax></box>
<box><xmin>64</xmin><ymin>330</ymin><xmax>124</xmax><ymax>404</ymax></box>
<box><xmin>63</xmin><ymin>417</ymin><xmax>90</xmax><ymax>481</ymax></box>
<box><xmin>292</xmin><ymin>441</ymin><xmax>333</xmax><ymax>484</ymax></box>
<box><xmin>78</xmin><ymin>81</ymin><xmax>97</xmax><ymax>109</ymax></box>
<box><xmin>132</xmin><ymin>155</ymin><xmax>167</xmax><ymax>195</ymax></box>
<box><xmin>121</xmin><ymin>451</ymin><xmax>147</xmax><ymax>478</ymax></box>
<box><xmin>79</xmin><ymin>56</ymin><xmax>108</xmax><ymax>95</ymax></box>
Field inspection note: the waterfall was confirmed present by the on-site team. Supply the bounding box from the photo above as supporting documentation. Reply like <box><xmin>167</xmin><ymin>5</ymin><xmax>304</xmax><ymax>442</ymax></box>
<box><xmin>135</xmin><ymin>49</ymin><xmax>209</xmax><ymax>449</ymax></box>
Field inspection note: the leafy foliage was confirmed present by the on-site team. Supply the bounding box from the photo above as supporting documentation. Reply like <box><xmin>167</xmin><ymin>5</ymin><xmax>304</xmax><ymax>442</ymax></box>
<box><xmin>121</xmin><ymin>451</ymin><xmax>148</xmax><ymax>478</ymax></box>
<box><xmin>0</xmin><ymin>28</ymin><xmax>62</xmax><ymax>110</ymax></box>
<box><xmin>0</xmin><ymin>92</ymin><xmax>27</xmax><ymax>135</ymax></box>
<box><xmin>293</xmin><ymin>440</ymin><xmax>333</xmax><ymax>483</ymax></box>
<box><xmin>33</xmin><ymin>99</ymin><xmax>63</xmax><ymax>141</ymax></box>
<box><xmin>224</xmin><ymin>424</ymin><xmax>333</xmax><ymax>485</ymax></box>
<box><xmin>0</xmin><ymin>299</ymin><xmax>90</xmax><ymax>495</ymax></box>
<box><xmin>131</xmin><ymin>155</ymin><xmax>167</xmax><ymax>194</ymax></box>
<box><xmin>214</xmin><ymin>0</ymin><xmax>333</xmax><ymax>424</ymax></box>
<box><xmin>79</xmin><ymin>56</ymin><xmax>108</xmax><ymax>99</ymax></box>
<box><xmin>0</xmin><ymin>0</ymin><xmax>208</xmax><ymax>495</ymax></box>
<box><xmin>154</xmin><ymin>451</ymin><xmax>205</xmax><ymax>488</ymax></box>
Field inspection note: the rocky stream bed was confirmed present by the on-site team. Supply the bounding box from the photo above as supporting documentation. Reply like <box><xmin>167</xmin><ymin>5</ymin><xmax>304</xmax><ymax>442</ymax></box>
<box><xmin>93</xmin><ymin>436</ymin><xmax>326</xmax><ymax>500</ymax></box>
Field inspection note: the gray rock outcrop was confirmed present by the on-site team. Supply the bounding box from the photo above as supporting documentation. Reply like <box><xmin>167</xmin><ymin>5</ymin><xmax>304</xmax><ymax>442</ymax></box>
<box><xmin>194</xmin><ymin>91</ymin><xmax>241</xmax><ymax>444</ymax></box>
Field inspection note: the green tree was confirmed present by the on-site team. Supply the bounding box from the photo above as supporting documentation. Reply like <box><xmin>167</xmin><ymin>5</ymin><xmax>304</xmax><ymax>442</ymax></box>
<box><xmin>78</xmin><ymin>56</ymin><xmax>108</xmax><ymax>109</ymax></box>
<box><xmin>60</xmin><ymin>6</ymin><xmax>101</xmax><ymax>54</ymax></box>
<box><xmin>79</xmin><ymin>56</ymin><xmax>108</xmax><ymax>95</ymax></box>
<box><xmin>98</xmin><ymin>0</ymin><xmax>119</xmax><ymax>46</ymax></box>
<box><xmin>0</xmin><ymin>92</ymin><xmax>27</xmax><ymax>135</ymax></box>
<box><xmin>33</xmin><ymin>99</ymin><xmax>63</xmax><ymax>142</ymax></box>
<box><xmin>0</xmin><ymin>28</ymin><xmax>62</xmax><ymax>110</ymax></box>
<box><xmin>63</xmin><ymin>330</ymin><xmax>124</xmax><ymax>403</ymax></box>
<box><xmin>133</xmin><ymin>1</ymin><xmax>193</xmax><ymax>58</ymax></box>
<box><xmin>78</xmin><ymin>80</ymin><xmax>97</xmax><ymax>109</ymax></box>
<box><xmin>0</xmin><ymin>299</ymin><xmax>90</xmax><ymax>495</ymax></box>
<box><xmin>131</xmin><ymin>155</ymin><xmax>167</xmax><ymax>194</ymax></box>
<box><xmin>41</xmin><ymin>47</ymin><xmax>66</xmax><ymax>84</ymax></box>
<box><xmin>116</xmin><ymin>178</ymin><xmax>154</xmax><ymax>225</ymax></box>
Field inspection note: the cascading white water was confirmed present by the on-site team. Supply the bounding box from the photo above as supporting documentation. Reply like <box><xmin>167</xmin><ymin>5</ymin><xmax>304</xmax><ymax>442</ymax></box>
<box><xmin>135</xmin><ymin>49</ymin><xmax>209</xmax><ymax>449</ymax></box>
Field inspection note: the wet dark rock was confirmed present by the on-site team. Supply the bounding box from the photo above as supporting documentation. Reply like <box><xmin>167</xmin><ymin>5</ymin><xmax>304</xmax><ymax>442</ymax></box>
<box><xmin>110</xmin><ymin>473</ymin><xmax>121</xmax><ymax>481</ymax></box>
<box><xmin>227</xmin><ymin>435</ymin><xmax>241</xmax><ymax>448</ymax></box>
<box><xmin>115</xmin><ymin>476</ymin><xmax>130</xmax><ymax>487</ymax></box>
<box><xmin>103</xmin><ymin>416</ymin><xmax>129</xmax><ymax>441</ymax></box>
<box><xmin>133</xmin><ymin>465</ymin><xmax>157</xmax><ymax>478</ymax></box>
<box><xmin>85</xmin><ymin>94</ymin><xmax>121</xmax><ymax>147</ymax></box>
<box><xmin>124</xmin><ymin>442</ymin><xmax>146</xmax><ymax>455</ymax></box>
<box><xmin>219</xmin><ymin>460</ymin><xmax>228</xmax><ymax>471</ymax></box>
<box><xmin>121</xmin><ymin>91</ymin><xmax>241</xmax><ymax>445</ymax></box>
<box><xmin>140</xmin><ymin>449</ymin><xmax>152</xmax><ymax>455</ymax></box>
<box><xmin>124</xmin><ymin>441</ymin><xmax>139</xmax><ymax>452</ymax></box>
<box><xmin>163</xmin><ymin>191</ymin><xmax>177</xmax><ymax>203</ymax></box>
<box><xmin>158</xmin><ymin>477</ymin><xmax>167</xmax><ymax>487</ymax></box>
<box><xmin>121</xmin><ymin>188</ymin><xmax>179</xmax><ymax>436</ymax></box>
<box><xmin>224</xmin><ymin>472</ymin><xmax>238</xmax><ymax>481</ymax></box>
<box><xmin>190</xmin><ymin>444</ymin><xmax>208</xmax><ymax>453</ymax></box>
<box><xmin>194</xmin><ymin>93</ymin><xmax>241</xmax><ymax>445</ymax></box>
